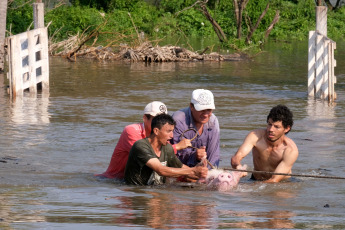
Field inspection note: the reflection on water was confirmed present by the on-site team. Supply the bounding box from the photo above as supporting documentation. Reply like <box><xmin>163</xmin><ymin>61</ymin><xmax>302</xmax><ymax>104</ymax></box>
<box><xmin>1</xmin><ymin>40</ymin><xmax>345</xmax><ymax>229</ymax></box>
<box><xmin>109</xmin><ymin>189</ymin><xmax>217</xmax><ymax>229</ymax></box>
<box><xmin>217</xmin><ymin>210</ymin><xmax>296</xmax><ymax>229</ymax></box>
<box><xmin>0</xmin><ymin>188</ymin><xmax>46</xmax><ymax>228</ymax></box>
<box><xmin>307</xmin><ymin>99</ymin><xmax>335</xmax><ymax>127</ymax></box>
<box><xmin>106</xmin><ymin>184</ymin><xmax>300</xmax><ymax>229</ymax></box>
<box><xmin>10</xmin><ymin>94</ymin><xmax>50</xmax><ymax>125</ymax></box>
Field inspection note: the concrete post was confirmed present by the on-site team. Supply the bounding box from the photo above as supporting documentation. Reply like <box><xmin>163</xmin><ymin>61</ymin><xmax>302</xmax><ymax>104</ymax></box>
<box><xmin>0</xmin><ymin>0</ymin><xmax>8</xmax><ymax>72</ymax></box>
<box><xmin>33</xmin><ymin>2</ymin><xmax>45</xmax><ymax>29</ymax></box>
<box><xmin>316</xmin><ymin>6</ymin><xmax>327</xmax><ymax>37</ymax></box>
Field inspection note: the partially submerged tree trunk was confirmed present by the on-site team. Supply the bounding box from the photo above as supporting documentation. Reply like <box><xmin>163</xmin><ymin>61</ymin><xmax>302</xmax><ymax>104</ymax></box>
<box><xmin>0</xmin><ymin>0</ymin><xmax>8</xmax><ymax>72</ymax></box>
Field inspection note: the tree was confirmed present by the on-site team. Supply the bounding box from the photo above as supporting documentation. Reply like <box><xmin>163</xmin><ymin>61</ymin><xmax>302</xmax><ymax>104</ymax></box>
<box><xmin>0</xmin><ymin>0</ymin><xmax>8</xmax><ymax>72</ymax></box>
<box><xmin>233</xmin><ymin>0</ymin><xmax>249</xmax><ymax>39</ymax></box>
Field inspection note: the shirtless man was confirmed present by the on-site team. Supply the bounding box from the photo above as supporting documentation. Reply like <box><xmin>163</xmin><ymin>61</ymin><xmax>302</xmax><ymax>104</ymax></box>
<box><xmin>231</xmin><ymin>105</ymin><xmax>299</xmax><ymax>183</ymax></box>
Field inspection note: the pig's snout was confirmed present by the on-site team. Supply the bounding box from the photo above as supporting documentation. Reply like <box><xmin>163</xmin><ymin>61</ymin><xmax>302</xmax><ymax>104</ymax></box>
<box><xmin>217</xmin><ymin>172</ymin><xmax>232</xmax><ymax>183</ymax></box>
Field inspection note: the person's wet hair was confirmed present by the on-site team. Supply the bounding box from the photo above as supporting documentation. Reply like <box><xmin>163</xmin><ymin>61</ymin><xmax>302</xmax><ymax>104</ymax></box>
<box><xmin>267</xmin><ymin>105</ymin><xmax>293</xmax><ymax>133</ymax></box>
<box><xmin>151</xmin><ymin>114</ymin><xmax>176</xmax><ymax>134</ymax></box>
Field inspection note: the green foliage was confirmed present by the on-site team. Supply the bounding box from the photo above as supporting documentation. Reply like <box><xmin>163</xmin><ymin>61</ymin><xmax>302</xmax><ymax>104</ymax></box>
<box><xmin>269</xmin><ymin>0</ymin><xmax>316</xmax><ymax>40</ymax></box>
<box><xmin>71</xmin><ymin>0</ymin><xmax>140</xmax><ymax>12</ymax></box>
<box><xmin>151</xmin><ymin>12</ymin><xmax>178</xmax><ymax>36</ymax></box>
<box><xmin>45</xmin><ymin>6</ymin><xmax>104</xmax><ymax>40</ymax></box>
<box><xmin>5</xmin><ymin>0</ymin><xmax>345</xmax><ymax>52</ymax></box>
<box><xmin>328</xmin><ymin>7</ymin><xmax>345</xmax><ymax>39</ymax></box>
<box><xmin>176</xmin><ymin>9</ymin><xmax>214</xmax><ymax>36</ymax></box>
<box><xmin>158</xmin><ymin>0</ymin><xmax>198</xmax><ymax>14</ymax></box>
<box><xmin>6</xmin><ymin>0</ymin><xmax>34</xmax><ymax>34</ymax></box>
<box><xmin>127</xmin><ymin>1</ymin><xmax>160</xmax><ymax>34</ymax></box>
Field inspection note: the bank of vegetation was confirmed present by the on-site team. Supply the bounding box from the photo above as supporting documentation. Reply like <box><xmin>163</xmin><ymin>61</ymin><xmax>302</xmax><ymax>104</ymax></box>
<box><xmin>5</xmin><ymin>0</ymin><xmax>345</xmax><ymax>61</ymax></box>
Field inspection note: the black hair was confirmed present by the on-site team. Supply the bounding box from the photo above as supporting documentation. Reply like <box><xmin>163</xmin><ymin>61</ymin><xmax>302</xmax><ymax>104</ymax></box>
<box><xmin>267</xmin><ymin>105</ymin><xmax>294</xmax><ymax>134</ymax></box>
<box><xmin>151</xmin><ymin>113</ymin><xmax>176</xmax><ymax>134</ymax></box>
<box><xmin>144</xmin><ymin>114</ymin><xmax>153</xmax><ymax>120</ymax></box>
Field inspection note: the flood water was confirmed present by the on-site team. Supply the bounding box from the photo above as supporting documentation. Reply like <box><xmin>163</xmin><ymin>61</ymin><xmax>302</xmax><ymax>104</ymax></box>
<box><xmin>1</xmin><ymin>40</ymin><xmax>345</xmax><ymax>229</ymax></box>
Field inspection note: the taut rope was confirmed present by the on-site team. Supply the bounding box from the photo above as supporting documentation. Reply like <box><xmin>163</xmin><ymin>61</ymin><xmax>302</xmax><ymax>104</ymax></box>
<box><xmin>222</xmin><ymin>168</ymin><xmax>345</xmax><ymax>180</ymax></box>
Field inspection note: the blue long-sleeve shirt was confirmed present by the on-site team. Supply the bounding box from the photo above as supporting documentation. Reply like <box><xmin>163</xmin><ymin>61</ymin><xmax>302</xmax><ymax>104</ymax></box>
<box><xmin>171</xmin><ymin>107</ymin><xmax>220</xmax><ymax>168</ymax></box>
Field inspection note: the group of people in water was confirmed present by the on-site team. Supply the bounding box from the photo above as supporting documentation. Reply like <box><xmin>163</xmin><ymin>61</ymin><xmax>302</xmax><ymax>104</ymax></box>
<box><xmin>95</xmin><ymin>89</ymin><xmax>299</xmax><ymax>185</ymax></box>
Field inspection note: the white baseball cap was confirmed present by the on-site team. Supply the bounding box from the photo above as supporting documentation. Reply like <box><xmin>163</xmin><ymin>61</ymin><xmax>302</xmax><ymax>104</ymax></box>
<box><xmin>144</xmin><ymin>101</ymin><xmax>168</xmax><ymax>116</ymax></box>
<box><xmin>191</xmin><ymin>89</ymin><xmax>215</xmax><ymax>111</ymax></box>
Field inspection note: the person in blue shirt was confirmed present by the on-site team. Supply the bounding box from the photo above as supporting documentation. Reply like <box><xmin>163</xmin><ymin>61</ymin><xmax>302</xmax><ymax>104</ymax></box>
<box><xmin>171</xmin><ymin>89</ymin><xmax>220</xmax><ymax>168</ymax></box>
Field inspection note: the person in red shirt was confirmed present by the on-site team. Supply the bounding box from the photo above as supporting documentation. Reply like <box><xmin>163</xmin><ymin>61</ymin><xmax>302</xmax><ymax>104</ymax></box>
<box><xmin>95</xmin><ymin>101</ymin><xmax>191</xmax><ymax>179</ymax></box>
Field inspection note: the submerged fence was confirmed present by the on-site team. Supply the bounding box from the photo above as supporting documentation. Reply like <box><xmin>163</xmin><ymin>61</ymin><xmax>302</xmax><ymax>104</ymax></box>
<box><xmin>308</xmin><ymin>30</ymin><xmax>336</xmax><ymax>102</ymax></box>
<box><xmin>6</xmin><ymin>27</ymin><xmax>49</xmax><ymax>97</ymax></box>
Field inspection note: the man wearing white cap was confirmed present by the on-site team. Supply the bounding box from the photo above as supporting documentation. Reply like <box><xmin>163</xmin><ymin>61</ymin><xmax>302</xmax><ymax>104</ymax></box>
<box><xmin>171</xmin><ymin>89</ymin><xmax>220</xmax><ymax>168</ymax></box>
<box><xmin>96</xmin><ymin>101</ymin><xmax>168</xmax><ymax>179</ymax></box>
<box><xmin>96</xmin><ymin>101</ymin><xmax>190</xmax><ymax>179</ymax></box>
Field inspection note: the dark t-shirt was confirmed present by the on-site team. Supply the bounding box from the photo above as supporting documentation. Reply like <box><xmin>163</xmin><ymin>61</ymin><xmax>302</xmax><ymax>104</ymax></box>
<box><xmin>124</xmin><ymin>138</ymin><xmax>183</xmax><ymax>185</ymax></box>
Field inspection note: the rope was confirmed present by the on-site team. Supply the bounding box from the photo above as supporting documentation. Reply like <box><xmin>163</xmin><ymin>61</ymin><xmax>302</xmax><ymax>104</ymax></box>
<box><xmin>222</xmin><ymin>168</ymin><xmax>345</xmax><ymax>180</ymax></box>
<box><xmin>180</xmin><ymin>128</ymin><xmax>198</xmax><ymax>141</ymax></box>
<box><xmin>180</xmin><ymin>128</ymin><xmax>215</xmax><ymax>169</ymax></box>
<box><xmin>206</xmin><ymin>159</ymin><xmax>215</xmax><ymax>169</ymax></box>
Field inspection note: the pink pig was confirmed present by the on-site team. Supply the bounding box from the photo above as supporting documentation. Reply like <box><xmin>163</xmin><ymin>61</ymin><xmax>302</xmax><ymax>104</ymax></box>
<box><xmin>204</xmin><ymin>165</ymin><xmax>248</xmax><ymax>191</ymax></box>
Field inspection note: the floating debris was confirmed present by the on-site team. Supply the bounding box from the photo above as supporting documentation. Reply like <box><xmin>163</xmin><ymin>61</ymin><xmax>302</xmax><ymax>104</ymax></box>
<box><xmin>50</xmin><ymin>36</ymin><xmax>249</xmax><ymax>62</ymax></box>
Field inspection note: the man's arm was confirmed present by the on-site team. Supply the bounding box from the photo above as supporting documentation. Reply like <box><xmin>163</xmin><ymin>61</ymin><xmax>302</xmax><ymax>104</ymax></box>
<box><xmin>174</xmin><ymin>138</ymin><xmax>192</xmax><ymax>151</ymax></box>
<box><xmin>265</xmin><ymin>142</ymin><xmax>299</xmax><ymax>183</ymax></box>
<box><xmin>146</xmin><ymin>158</ymin><xmax>208</xmax><ymax>180</ymax></box>
<box><xmin>172</xmin><ymin>117</ymin><xmax>195</xmax><ymax>164</ymax></box>
<box><xmin>231</xmin><ymin>130</ymin><xmax>259</xmax><ymax>168</ymax></box>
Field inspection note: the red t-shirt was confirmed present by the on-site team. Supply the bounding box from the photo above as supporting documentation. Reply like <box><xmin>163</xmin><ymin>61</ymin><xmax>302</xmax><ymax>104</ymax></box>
<box><xmin>96</xmin><ymin>123</ymin><xmax>146</xmax><ymax>179</ymax></box>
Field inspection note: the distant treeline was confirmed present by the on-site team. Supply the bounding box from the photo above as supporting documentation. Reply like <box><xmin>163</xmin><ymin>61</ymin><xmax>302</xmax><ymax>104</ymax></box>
<box><xmin>6</xmin><ymin>0</ymin><xmax>345</xmax><ymax>50</ymax></box>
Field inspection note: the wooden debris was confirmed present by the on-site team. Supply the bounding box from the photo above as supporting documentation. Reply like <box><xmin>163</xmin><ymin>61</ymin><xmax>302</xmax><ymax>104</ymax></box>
<box><xmin>50</xmin><ymin>39</ymin><xmax>249</xmax><ymax>62</ymax></box>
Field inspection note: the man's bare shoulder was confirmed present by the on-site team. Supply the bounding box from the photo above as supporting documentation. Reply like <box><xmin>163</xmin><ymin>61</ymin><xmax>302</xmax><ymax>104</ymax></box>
<box><xmin>284</xmin><ymin>136</ymin><xmax>298</xmax><ymax>148</ymax></box>
<box><xmin>283</xmin><ymin>136</ymin><xmax>299</xmax><ymax>153</ymax></box>
<box><xmin>249</xmin><ymin>129</ymin><xmax>266</xmax><ymax>137</ymax></box>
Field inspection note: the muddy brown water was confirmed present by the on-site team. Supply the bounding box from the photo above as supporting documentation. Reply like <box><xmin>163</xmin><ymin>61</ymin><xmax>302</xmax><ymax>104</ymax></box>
<box><xmin>1</xmin><ymin>40</ymin><xmax>345</xmax><ymax>229</ymax></box>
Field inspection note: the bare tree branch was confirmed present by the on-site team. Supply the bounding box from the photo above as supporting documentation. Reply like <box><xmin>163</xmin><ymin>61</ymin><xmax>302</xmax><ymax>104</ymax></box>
<box><xmin>265</xmin><ymin>10</ymin><xmax>280</xmax><ymax>39</ymax></box>
<box><xmin>175</xmin><ymin>0</ymin><xmax>204</xmax><ymax>16</ymax></box>
<box><xmin>198</xmin><ymin>3</ymin><xmax>227</xmax><ymax>42</ymax></box>
<box><xmin>174</xmin><ymin>0</ymin><xmax>227</xmax><ymax>43</ymax></box>
<box><xmin>246</xmin><ymin>2</ymin><xmax>269</xmax><ymax>44</ymax></box>
<box><xmin>8</xmin><ymin>0</ymin><xmax>34</xmax><ymax>9</ymax></box>
<box><xmin>233</xmin><ymin>0</ymin><xmax>250</xmax><ymax>39</ymax></box>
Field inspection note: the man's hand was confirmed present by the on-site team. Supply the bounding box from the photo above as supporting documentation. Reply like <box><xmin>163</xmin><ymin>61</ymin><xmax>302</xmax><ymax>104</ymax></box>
<box><xmin>231</xmin><ymin>154</ymin><xmax>241</xmax><ymax>169</ymax></box>
<box><xmin>237</xmin><ymin>164</ymin><xmax>248</xmax><ymax>177</ymax></box>
<box><xmin>191</xmin><ymin>165</ymin><xmax>208</xmax><ymax>179</ymax></box>
<box><xmin>175</xmin><ymin>138</ymin><xmax>192</xmax><ymax>151</ymax></box>
<box><xmin>196</xmin><ymin>146</ymin><xmax>207</xmax><ymax>161</ymax></box>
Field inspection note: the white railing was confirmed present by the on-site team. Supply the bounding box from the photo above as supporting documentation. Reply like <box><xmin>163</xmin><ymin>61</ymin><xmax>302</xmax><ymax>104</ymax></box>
<box><xmin>6</xmin><ymin>27</ymin><xmax>49</xmax><ymax>97</ymax></box>
<box><xmin>308</xmin><ymin>30</ymin><xmax>336</xmax><ymax>103</ymax></box>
